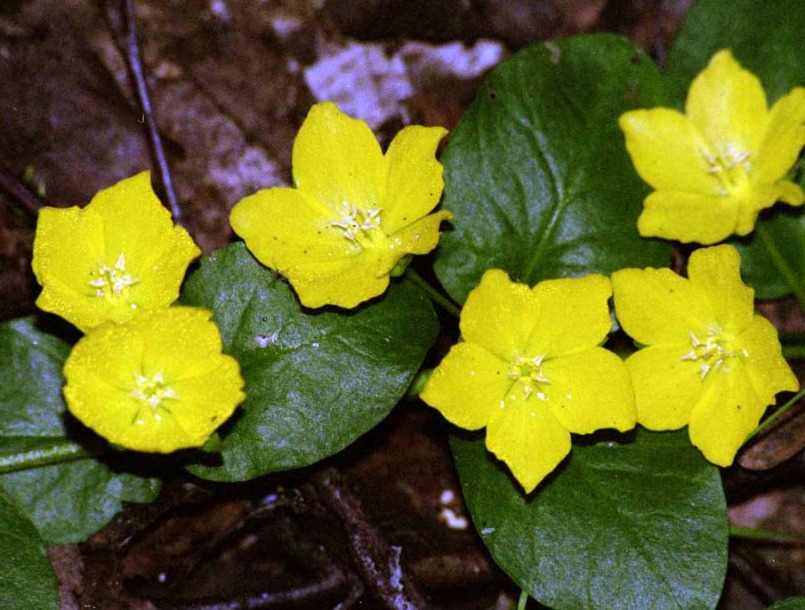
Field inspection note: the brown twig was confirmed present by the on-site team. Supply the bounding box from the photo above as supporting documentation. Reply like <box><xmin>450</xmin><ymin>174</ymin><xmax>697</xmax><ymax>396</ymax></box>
<box><xmin>104</xmin><ymin>0</ymin><xmax>182</xmax><ymax>223</ymax></box>
<box><xmin>312</xmin><ymin>467</ymin><xmax>434</xmax><ymax>610</ymax></box>
<box><xmin>0</xmin><ymin>164</ymin><xmax>47</xmax><ymax>215</ymax></box>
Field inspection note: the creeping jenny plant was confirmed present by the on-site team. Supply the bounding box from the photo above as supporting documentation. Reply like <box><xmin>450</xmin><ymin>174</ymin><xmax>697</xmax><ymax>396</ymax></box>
<box><xmin>63</xmin><ymin>307</ymin><xmax>245</xmax><ymax>453</ymax></box>
<box><xmin>421</xmin><ymin>270</ymin><xmax>636</xmax><ymax>492</ymax></box>
<box><xmin>619</xmin><ymin>50</ymin><xmax>805</xmax><ymax>244</ymax></box>
<box><xmin>612</xmin><ymin>244</ymin><xmax>798</xmax><ymax>466</ymax></box>
<box><xmin>32</xmin><ymin>172</ymin><xmax>201</xmax><ymax>332</ymax></box>
<box><xmin>230</xmin><ymin>102</ymin><xmax>451</xmax><ymax>309</ymax></box>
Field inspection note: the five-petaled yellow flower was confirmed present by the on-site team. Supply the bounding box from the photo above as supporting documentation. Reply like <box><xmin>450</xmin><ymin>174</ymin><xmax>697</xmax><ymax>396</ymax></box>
<box><xmin>230</xmin><ymin>102</ymin><xmax>451</xmax><ymax>309</ymax></box>
<box><xmin>619</xmin><ymin>49</ymin><xmax>805</xmax><ymax>245</ymax></box>
<box><xmin>612</xmin><ymin>245</ymin><xmax>799</xmax><ymax>466</ymax></box>
<box><xmin>32</xmin><ymin>172</ymin><xmax>201</xmax><ymax>332</ymax></box>
<box><xmin>420</xmin><ymin>270</ymin><xmax>636</xmax><ymax>493</ymax></box>
<box><xmin>63</xmin><ymin>307</ymin><xmax>245</xmax><ymax>453</ymax></box>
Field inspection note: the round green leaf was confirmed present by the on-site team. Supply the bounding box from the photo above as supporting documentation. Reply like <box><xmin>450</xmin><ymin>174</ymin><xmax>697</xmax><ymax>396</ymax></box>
<box><xmin>181</xmin><ymin>243</ymin><xmax>438</xmax><ymax>482</ymax></box>
<box><xmin>434</xmin><ymin>34</ymin><xmax>673</xmax><ymax>304</ymax></box>
<box><xmin>769</xmin><ymin>597</ymin><xmax>805</xmax><ymax>610</ymax></box>
<box><xmin>0</xmin><ymin>318</ymin><xmax>161</xmax><ymax>543</ymax></box>
<box><xmin>667</xmin><ymin>0</ymin><xmax>805</xmax><ymax>300</ymax></box>
<box><xmin>0</xmin><ymin>491</ymin><xmax>59</xmax><ymax>610</ymax></box>
<box><xmin>451</xmin><ymin>429</ymin><xmax>728</xmax><ymax>610</ymax></box>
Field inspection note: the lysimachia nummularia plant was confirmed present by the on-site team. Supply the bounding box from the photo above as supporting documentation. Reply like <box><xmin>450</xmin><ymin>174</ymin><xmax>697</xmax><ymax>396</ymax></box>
<box><xmin>2</xmin><ymin>0</ymin><xmax>805</xmax><ymax>608</ymax></box>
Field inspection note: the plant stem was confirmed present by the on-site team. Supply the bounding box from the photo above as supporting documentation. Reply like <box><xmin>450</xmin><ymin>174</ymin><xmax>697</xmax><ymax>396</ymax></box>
<box><xmin>0</xmin><ymin>441</ymin><xmax>89</xmax><ymax>474</ymax></box>
<box><xmin>744</xmin><ymin>387</ymin><xmax>805</xmax><ymax>443</ymax></box>
<box><xmin>517</xmin><ymin>590</ymin><xmax>529</xmax><ymax>610</ymax></box>
<box><xmin>756</xmin><ymin>223</ymin><xmax>805</xmax><ymax>311</ymax></box>
<box><xmin>406</xmin><ymin>268</ymin><xmax>461</xmax><ymax>319</ymax></box>
<box><xmin>730</xmin><ymin>525</ymin><xmax>805</xmax><ymax>543</ymax></box>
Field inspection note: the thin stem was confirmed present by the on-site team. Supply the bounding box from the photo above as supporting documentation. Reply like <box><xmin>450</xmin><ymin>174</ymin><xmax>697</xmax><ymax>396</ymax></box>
<box><xmin>406</xmin><ymin>268</ymin><xmax>461</xmax><ymax>319</ymax></box>
<box><xmin>730</xmin><ymin>525</ymin><xmax>805</xmax><ymax>543</ymax></box>
<box><xmin>517</xmin><ymin>590</ymin><xmax>529</xmax><ymax>610</ymax></box>
<box><xmin>782</xmin><ymin>344</ymin><xmax>805</xmax><ymax>360</ymax></box>
<box><xmin>0</xmin><ymin>441</ymin><xmax>89</xmax><ymax>474</ymax></box>
<box><xmin>744</xmin><ymin>387</ymin><xmax>805</xmax><ymax>443</ymax></box>
<box><xmin>107</xmin><ymin>0</ymin><xmax>181</xmax><ymax>223</ymax></box>
<box><xmin>756</xmin><ymin>223</ymin><xmax>805</xmax><ymax>311</ymax></box>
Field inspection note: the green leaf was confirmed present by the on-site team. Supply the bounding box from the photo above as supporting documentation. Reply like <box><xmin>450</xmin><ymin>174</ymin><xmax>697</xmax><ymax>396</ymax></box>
<box><xmin>769</xmin><ymin>597</ymin><xmax>805</xmax><ymax>610</ymax></box>
<box><xmin>0</xmin><ymin>318</ymin><xmax>161</xmax><ymax>544</ymax></box>
<box><xmin>434</xmin><ymin>34</ymin><xmax>673</xmax><ymax>304</ymax></box>
<box><xmin>452</xmin><ymin>429</ymin><xmax>728</xmax><ymax>610</ymax></box>
<box><xmin>667</xmin><ymin>0</ymin><xmax>805</xmax><ymax>301</ymax></box>
<box><xmin>180</xmin><ymin>243</ymin><xmax>438</xmax><ymax>481</ymax></box>
<box><xmin>0</xmin><ymin>490</ymin><xmax>59</xmax><ymax>610</ymax></box>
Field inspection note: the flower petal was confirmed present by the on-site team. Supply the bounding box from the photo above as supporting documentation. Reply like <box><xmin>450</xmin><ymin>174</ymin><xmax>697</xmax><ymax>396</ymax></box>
<box><xmin>459</xmin><ymin>269</ymin><xmax>540</xmax><ymax>362</ymax></box>
<box><xmin>392</xmin><ymin>210</ymin><xmax>452</xmax><ymax>255</ymax></box>
<box><xmin>486</xmin><ymin>384</ymin><xmax>571</xmax><ymax>493</ymax></box>
<box><xmin>686</xmin><ymin>245</ymin><xmax>754</xmax><ymax>334</ymax></box>
<box><xmin>637</xmin><ymin>190</ymin><xmax>740</xmax><ymax>244</ymax></box>
<box><xmin>754</xmin><ymin>87</ymin><xmax>805</xmax><ymax>184</ymax></box>
<box><xmin>381</xmin><ymin>125</ymin><xmax>448</xmax><ymax>234</ymax></box>
<box><xmin>740</xmin><ymin>316</ymin><xmax>799</xmax><ymax>404</ymax></box>
<box><xmin>624</xmin><ymin>345</ymin><xmax>704</xmax><ymax>430</ymax></box>
<box><xmin>525</xmin><ymin>274</ymin><xmax>613</xmax><ymax>358</ymax></box>
<box><xmin>420</xmin><ymin>342</ymin><xmax>510</xmax><ymax>430</ymax></box>
<box><xmin>612</xmin><ymin>267</ymin><xmax>712</xmax><ymax>347</ymax></box>
<box><xmin>619</xmin><ymin>108</ymin><xmax>721</xmax><ymax>195</ymax></box>
<box><xmin>541</xmin><ymin>348</ymin><xmax>636</xmax><ymax>434</ymax></box>
<box><xmin>292</xmin><ymin>102</ymin><xmax>385</xmax><ymax>213</ymax></box>
<box><xmin>688</xmin><ymin>369</ymin><xmax>768</xmax><ymax>466</ymax></box>
<box><xmin>686</xmin><ymin>50</ymin><xmax>768</xmax><ymax>158</ymax></box>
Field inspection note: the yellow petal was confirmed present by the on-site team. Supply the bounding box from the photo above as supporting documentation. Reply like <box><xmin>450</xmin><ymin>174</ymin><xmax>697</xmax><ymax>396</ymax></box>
<box><xmin>420</xmin><ymin>342</ymin><xmax>510</xmax><ymax>430</ymax></box>
<box><xmin>541</xmin><ymin>348</ymin><xmax>635</xmax><ymax>434</ymax></box>
<box><xmin>624</xmin><ymin>345</ymin><xmax>704</xmax><ymax>430</ymax></box>
<box><xmin>612</xmin><ymin>267</ymin><xmax>712</xmax><ymax>347</ymax></box>
<box><xmin>688</xmin><ymin>369</ymin><xmax>768</xmax><ymax>466</ymax></box>
<box><xmin>525</xmin><ymin>275</ymin><xmax>613</xmax><ymax>358</ymax></box>
<box><xmin>459</xmin><ymin>269</ymin><xmax>540</xmax><ymax>362</ymax></box>
<box><xmin>686</xmin><ymin>50</ymin><xmax>768</xmax><ymax>159</ymax></box>
<box><xmin>486</xmin><ymin>383</ymin><xmax>571</xmax><ymax>493</ymax></box>
<box><xmin>753</xmin><ymin>87</ymin><xmax>805</xmax><ymax>184</ymax></box>
<box><xmin>637</xmin><ymin>190</ymin><xmax>740</xmax><ymax>244</ymax></box>
<box><xmin>292</xmin><ymin>102</ymin><xmax>385</xmax><ymax>213</ymax></box>
<box><xmin>382</xmin><ymin>125</ymin><xmax>448</xmax><ymax>234</ymax></box>
<box><xmin>740</xmin><ymin>316</ymin><xmax>799</xmax><ymax>404</ymax></box>
<box><xmin>619</xmin><ymin>108</ymin><xmax>721</xmax><ymax>195</ymax></box>
<box><xmin>686</xmin><ymin>245</ymin><xmax>754</xmax><ymax>334</ymax></box>
<box><xmin>392</xmin><ymin>210</ymin><xmax>452</xmax><ymax>255</ymax></box>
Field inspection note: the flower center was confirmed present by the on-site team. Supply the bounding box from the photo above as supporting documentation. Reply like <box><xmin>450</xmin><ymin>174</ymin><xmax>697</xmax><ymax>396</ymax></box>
<box><xmin>330</xmin><ymin>203</ymin><xmax>384</xmax><ymax>249</ymax></box>
<box><xmin>702</xmin><ymin>144</ymin><xmax>752</xmax><ymax>196</ymax></box>
<box><xmin>508</xmin><ymin>354</ymin><xmax>550</xmax><ymax>400</ymax></box>
<box><xmin>130</xmin><ymin>370</ymin><xmax>177</xmax><ymax>423</ymax></box>
<box><xmin>680</xmin><ymin>326</ymin><xmax>747</xmax><ymax>380</ymax></box>
<box><xmin>88</xmin><ymin>253</ymin><xmax>139</xmax><ymax>300</ymax></box>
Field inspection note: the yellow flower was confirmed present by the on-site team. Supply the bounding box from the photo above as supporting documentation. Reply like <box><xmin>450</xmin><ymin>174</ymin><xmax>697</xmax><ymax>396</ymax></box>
<box><xmin>63</xmin><ymin>307</ymin><xmax>245</xmax><ymax>453</ymax></box>
<box><xmin>32</xmin><ymin>172</ymin><xmax>200</xmax><ymax>332</ymax></box>
<box><xmin>229</xmin><ymin>102</ymin><xmax>451</xmax><ymax>309</ymax></box>
<box><xmin>420</xmin><ymin>270</ymin><xmax>636</xmax><ymax>493</ymax></box>
<box><xmin>619</xmin><ymin>50</ymin><xmax>805</xmax><ymax>244</ymax></box>
<box><xmin>612</xmin><ymin>245</ymin><xmax>799</xmax><ymax>466</ymax></box>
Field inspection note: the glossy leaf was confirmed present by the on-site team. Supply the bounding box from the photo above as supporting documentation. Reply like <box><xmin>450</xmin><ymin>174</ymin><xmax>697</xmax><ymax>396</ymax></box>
<box><xmin>0</xmin><ymin>491</ymin><xmax>59</xmax><ymax>610</ymax></box>
<box><xmin>434</xmin><ymin>34</ymin><xmax>673</xmax><ymax>304</ymax></box>
<box><xmin>181</xmin><ymin>243</ymin><xmax>438</xmax><ymax>481</ymax></box>
<box><xmin>452</xmin><ymin>429</ymin><xmax>728</xmax><ymax>609</ymax></box>
<box><xmin>769</xmin><ymin>597</ymin><xmax>805</xmax><ymax>610</ymax></box>
<box><xmin>667</xmin><ymin>0</ymin><xmax>805</xmax><ymax>299</ymax></box>
<box><xmin>0</xmin><ymin>318</ymin><xmax>160</xmax><ymax>543</ymax></box>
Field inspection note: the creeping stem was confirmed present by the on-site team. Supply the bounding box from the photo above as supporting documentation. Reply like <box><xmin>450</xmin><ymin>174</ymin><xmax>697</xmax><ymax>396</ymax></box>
<box><xmin>406</xmin><ymin>268</ymin><xmax>462</xmax><ymax>319</ymax></box>
<box><xmin>744</xmin><ymin>387</ymin><xmax>805</xmax><ymax>443</ymax></box>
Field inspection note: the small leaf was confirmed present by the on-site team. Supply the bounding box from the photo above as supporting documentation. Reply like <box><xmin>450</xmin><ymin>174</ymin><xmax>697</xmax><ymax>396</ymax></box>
<box><xmin>0</xmin><ymin>318</ymin><xmax>161</xmax><ymax>543</ymax></box>
<box><xmin>667</xmin><ymin>0</ymin><xmax>805</xmax><ymax>300</ymax></box>
<box><xmin>769</xmin><ymin>597</ymin><xmax>805</xmax><ymax>610</ymax></box>
<box><xmin>181</xmin><ymin>243</ymin><xmax>438</xmax><ymax>481</ymax></box>
<box><xmin>452</xmin><ymin>429</ymin><xmax>728</xmax><ymax>610</ymax></box>
<box><xmin>435</xmin><ymin>34</ymin><xmax>673</xmax><ymax>304</ymax></box>
<box><xmin>0</xmin><ymin>490</ymin><xmax>60</xmax><ymax>610</ymax></box>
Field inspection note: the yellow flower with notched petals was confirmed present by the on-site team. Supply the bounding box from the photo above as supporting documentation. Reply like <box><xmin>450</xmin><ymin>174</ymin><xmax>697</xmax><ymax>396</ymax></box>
<box><xmin>63</xmin><ymin>307</ymin><xmax>245</xmax><ymax>453</ymax></box>
<box><xmin>619</xmin><ymin>50</ymin><xmax>805</xmax><ymax>244</ymax></box>
<box><xmin>421</xmin><ymin>270</ymin><xmax>636</xmax><ymax>493</ymax></box>
<box><xmin>32</xmin><ymin>172</ymin><xmax>201</xmax><ymax>332</ymax></box>
<box><xmin>230</xmin><ymin>102</ymin><xmax>451</xmax><ymax>309</ymax></box>
<box><xmin>612</xmin><ymin>245</ymin><xmax>798</xmax><ymax>466</ymax></box>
